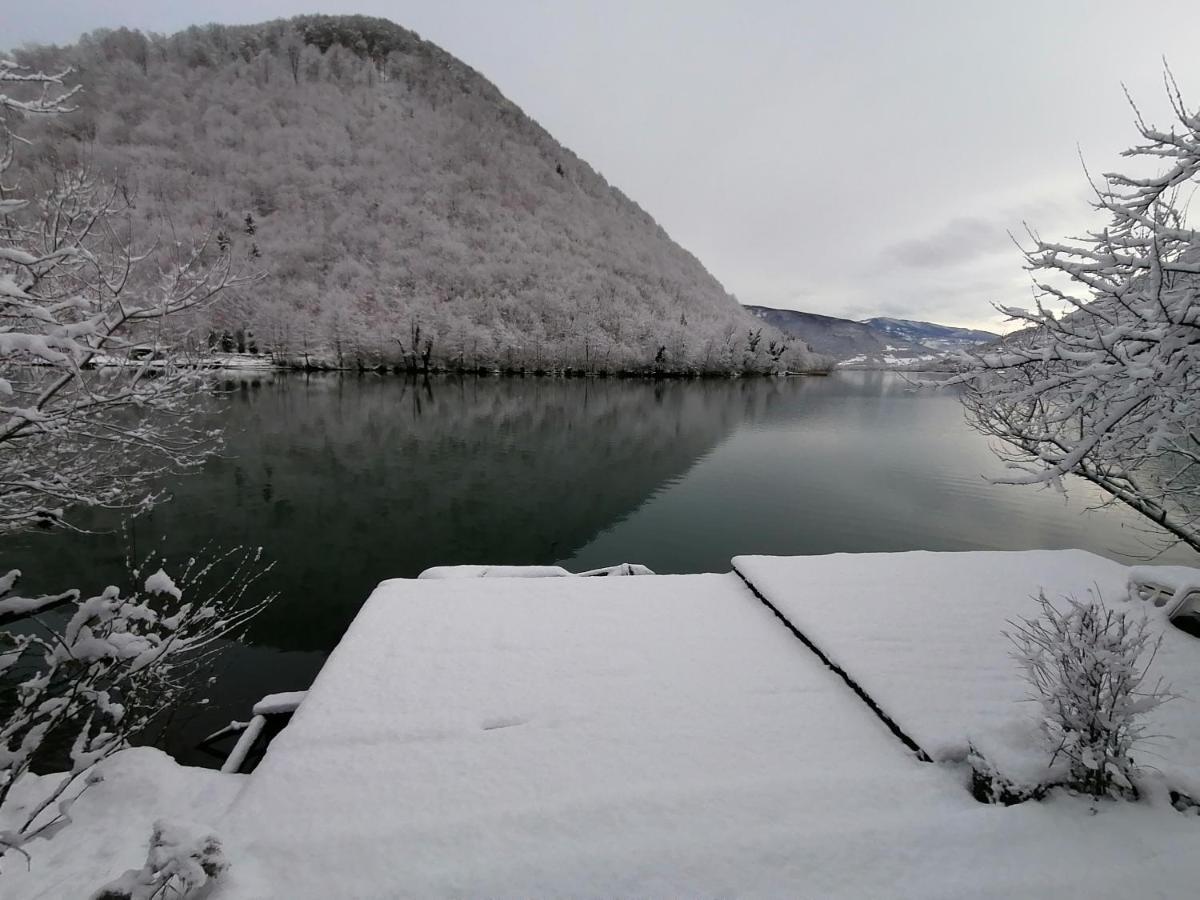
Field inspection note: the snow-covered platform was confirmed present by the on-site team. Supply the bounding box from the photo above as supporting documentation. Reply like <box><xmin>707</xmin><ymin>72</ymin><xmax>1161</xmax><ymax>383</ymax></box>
<box><xmin>215</xmin><ymin>573</ymin><xmax>945</xmax><ymax>896</ymax></box>
<box><xmin>733</xmin><ymin>550</ymin><xmax>1200</xmax><ymax>795</ymax></box>
<box><xmin>203</xmin><ymin>559</ymin><xmax>1200</xmax><ymax>898</ymax></box>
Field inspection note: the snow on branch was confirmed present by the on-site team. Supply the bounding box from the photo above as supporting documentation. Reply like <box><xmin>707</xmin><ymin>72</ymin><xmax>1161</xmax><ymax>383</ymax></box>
<box><xmin>1</xmin><ymin>64</ymin><xmax>257</xmax><ymax>533</ymax></box>
<box><xmin>0</xmin><ymin>545</ymin><xmax>275</xmax><ymax>868</ymax></box>
<box><xmin>955</xmin><ymin>70</ymin><xmax>1200</xmax><ymax>553</ymax></box>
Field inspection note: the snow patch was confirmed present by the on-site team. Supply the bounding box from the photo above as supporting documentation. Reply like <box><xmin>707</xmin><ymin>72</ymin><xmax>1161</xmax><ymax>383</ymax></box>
<box><xmin>417</xmin><ymin>564</ymin><xmax>572</xmax><ymax>579</ymax></box>
<box><xmin>251</xmin><ymin>691</ymin><xmax>307</xmax><ymax>717</ymax></box>
<box><xmin>143</xmin><ymin>568</ymin><xmax>182</xmax><ymax>600</ymax></box>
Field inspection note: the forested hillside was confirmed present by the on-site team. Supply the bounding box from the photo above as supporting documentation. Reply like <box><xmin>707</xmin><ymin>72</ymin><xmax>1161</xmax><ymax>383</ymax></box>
<box><xmin>7</xmin><ymin>15</ymin><xmax>819</xmax><ymax>374</ymax></box>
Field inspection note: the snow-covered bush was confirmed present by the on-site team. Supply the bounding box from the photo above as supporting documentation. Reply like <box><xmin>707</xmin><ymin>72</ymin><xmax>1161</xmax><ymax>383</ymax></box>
<box><xmin>958</xmin><ymin>70</ymin><xmax>1200</xmax><ymax>553</ymax></box>
<box><xmin>1006</xmin><ymin>591</ymin><xmax>1173</xmax><ymax>798</ymax></box>
<box><xmin>90</xmin><ymin>818</ymin><xmax>228</xmax><ymax>900</ymax></box>
<box><xmin>0</xmin><ymin>547</ymin><xmax>273</xmax><ymax>866</ymax></box>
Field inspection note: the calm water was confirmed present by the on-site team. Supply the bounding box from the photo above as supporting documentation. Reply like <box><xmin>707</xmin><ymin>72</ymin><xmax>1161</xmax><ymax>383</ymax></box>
<box><xmin>7</xmin><ymin>371</ymin><xmax>1198</xmax><ymax>764</ymax></box>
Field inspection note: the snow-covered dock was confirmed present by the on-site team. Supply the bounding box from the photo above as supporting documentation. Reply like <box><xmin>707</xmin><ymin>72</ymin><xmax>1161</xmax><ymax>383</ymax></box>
<box><xmin>734</xmin><ymin>550</ymin><xmax>1200</xmax><ymax>796</ymax></box>
<box><xmin>203</xmin><ymin>555</ymin><xmax>1200</xmax><ymax>898</ymax></box>
<box><xmin>6</xmin><ymin>553</ymin><xmax>1199</xmax><ymax>898</ymax></box>
<box><xmin>215</xmin><ymin>573</ymin><xmax>946</xmax><ymax>896</ymax></box>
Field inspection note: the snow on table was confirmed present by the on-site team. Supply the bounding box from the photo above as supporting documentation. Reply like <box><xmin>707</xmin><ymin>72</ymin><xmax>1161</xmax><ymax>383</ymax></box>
<box><xmin>207</xmin><ymin>569</ymin><xmax>1200</xmax><ymax>899</ymax></box>
<box><xmin>733</xmin><ymin>550</ymin><xmax>1200</xmax><ymax>793</ymax></box>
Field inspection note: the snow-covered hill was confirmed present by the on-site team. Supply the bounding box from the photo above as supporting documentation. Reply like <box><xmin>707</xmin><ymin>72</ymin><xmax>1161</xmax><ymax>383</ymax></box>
<box><xmin>7</xmin><ymin>16</ymin><xmax>817</xmax><ymax>374</ymax></box>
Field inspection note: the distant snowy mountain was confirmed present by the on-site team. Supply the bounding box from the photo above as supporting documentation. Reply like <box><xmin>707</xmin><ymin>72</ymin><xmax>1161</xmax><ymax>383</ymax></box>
<box><xmin>744</xmin><ymin>306</ymin><xmax>998</xmax><ymax>368</ymax></box>
<box><xmin>860</xmin><ymin>318</ymin><xmax>998</xmax><ymax>353</ymax></box>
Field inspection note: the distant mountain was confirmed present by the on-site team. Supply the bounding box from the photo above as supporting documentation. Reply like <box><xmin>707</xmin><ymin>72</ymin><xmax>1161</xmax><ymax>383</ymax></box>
<box><xmin>745</xmin><ymin>306</ymin><xmax>998</xmax><ymax>368</ymax></box>
<box><xmin>7</xmin><ymin>16</ymin><xmax>818</xmax><ymax>375</ymax></box>
<box><xmin>745</xmin><ymin>307</ymin><xmax>927</xmax><ymax>361</ymax></box>
<box><xmin>861</xmin><ymin>318</ymin><xmax>998</xmax><ymax>352</ymax></box>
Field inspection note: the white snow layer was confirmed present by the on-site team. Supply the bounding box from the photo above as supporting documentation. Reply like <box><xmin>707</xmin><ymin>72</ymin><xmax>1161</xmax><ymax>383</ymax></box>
<box><xmin>143</xmin><ymin>567</ymin><xmax>183</xmax><ymax>600</ymax></box>
<box><xmin>0</xmin><ymin>748</ymin><xmax>243</xmax><ymax>899</ymax></box>
<box><xmin>416</xmin><ymin>564</ymin><xmax>572</xmax><ymax>579</ymax></box>
<box><xmin>250</xmin><ymin>691</ymin><xmax>307</xmax><ymax>717</ymax></box>
<box><xmin>733</xmin><ymin>550</ymin><xmax>1200</xmax><ymax>794</ymax></box>
<box><xmin>205</xmin><ymin>568</ymin><xmax>1199</xmax><ymax>898</ymax></box>
<box><xmin>5</xmin><ymin>558</ymin><xmax>1200</xmax><ymax>898</ymax></box>
<box><xmin>1128</xmin><ymin>564</ymin><xmax>1200</xmax><ymax>617</ymax></box>
<box><xmin>417</xmin><ymin>563</ymin><xmax>655</xmax><ymax>579</ymax></box>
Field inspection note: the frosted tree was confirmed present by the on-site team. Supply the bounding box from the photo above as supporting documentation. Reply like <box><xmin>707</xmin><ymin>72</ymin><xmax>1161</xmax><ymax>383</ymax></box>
<box><xmin>1</xmin><ymin>61</ymin><xmax>270</xmax><ymax>877</ymax></box>
<box><xmin>1</xmin><ymin>59</ymin><xmax>250</xmax><ymax>532</ymax></box>
<box><xmin>959</xmin><ymin>71</ymin><xmax>1200</xmax><ymax>552</ymax></box>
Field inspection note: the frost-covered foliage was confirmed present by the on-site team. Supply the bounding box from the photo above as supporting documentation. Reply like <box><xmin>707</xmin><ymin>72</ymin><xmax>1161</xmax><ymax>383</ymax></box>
<box><xmin>0</xmin><ymin>547</ymin><xmax>272</xmax><ymax>867</ymax></box>
<box><xmin>6</xmin><ymin>16</ymin><xmax>819</xmax><ymax>375</ymax></box>
<box><xmin>958</xmin><ymin>71</ymin><xmax>1200</xmax><ymax>552</ymax></box>
<box><xmin>1</xmin><ymin>59</ymin><xmax>248</xmax><ymax>533</ymax></box>
<box><xmin>1</xmin><ymin>55</ymin><xmax>271</xmax><ymax>881</ymax></box>
<box><xmin>1007</xmin><ymin>592</ymin><xmax>1173</xmax><ymax>798</ymax></box>
<box><xmin>90</xmin><ymin>818</ymin><xmax>228</xmax><ymax>900</ymax></box>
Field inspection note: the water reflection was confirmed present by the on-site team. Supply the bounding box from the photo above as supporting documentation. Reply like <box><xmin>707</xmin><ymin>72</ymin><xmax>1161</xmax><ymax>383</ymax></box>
<box><xmin>7</xmin><ymin>375</ymin><xmax>753</xmax><ymax>644</ymax></box>
<box><xmin>566</xmin><ymin>371</ymin><xmax>1200</xmax><ymax>572</ymax></box>
<box><xmin>4</xmin><ymin>371</ymin><xmax>1196</xmax><ymax>764</ymax></box>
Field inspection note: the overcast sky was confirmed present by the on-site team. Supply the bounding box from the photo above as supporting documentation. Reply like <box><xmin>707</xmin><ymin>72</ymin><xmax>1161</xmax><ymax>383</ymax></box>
<box><xmin>9</xmin><ymin>1</ymin><xmax>1200</xmax><ymax>331</ymax></box>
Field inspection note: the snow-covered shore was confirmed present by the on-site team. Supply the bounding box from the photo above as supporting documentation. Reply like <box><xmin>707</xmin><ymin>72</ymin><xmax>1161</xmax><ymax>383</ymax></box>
<box><xmin>3</xmin><ymin>551</ymin><xmax>1198</xmax><ymax>898</ymax></box>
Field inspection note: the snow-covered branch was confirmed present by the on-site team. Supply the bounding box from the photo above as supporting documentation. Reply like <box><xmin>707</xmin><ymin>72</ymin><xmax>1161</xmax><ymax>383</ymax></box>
<box><xmin>0</xmin><ymin>546</ymin><xmax>274</xmax><ymax>866</ymax></box>
<box><xmin>956</xmin><ymin>73</ymin><xmax>1200</xmax><ymax>553</ymax></box>
<box><xmin>1</xmin><ymin>63</ymin><xmax>255</xmax><ymax>532</ymax></box>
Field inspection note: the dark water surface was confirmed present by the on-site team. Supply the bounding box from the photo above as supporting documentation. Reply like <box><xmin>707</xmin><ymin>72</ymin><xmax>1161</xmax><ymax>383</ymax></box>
<box><xmin>7</xmin><ymin>371</ymin><xmax>1197</xmax><ymax>764</ymax></box>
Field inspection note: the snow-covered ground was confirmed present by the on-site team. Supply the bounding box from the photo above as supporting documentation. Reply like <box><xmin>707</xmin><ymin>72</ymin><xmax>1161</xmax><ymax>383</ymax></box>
<box><xmin>87</xmin><ymin>351</ymin><xmax>279</xmax><ymax>370</ymax></box>
<box><xmin>0</xmin><ymin>748</ymin><xmax>244</xmax><ymax>898</ymax></box>
<box><xmin>3</xmin><ymin>555</ymin><xmax>1199</xmax><ymax>898</ymax></box>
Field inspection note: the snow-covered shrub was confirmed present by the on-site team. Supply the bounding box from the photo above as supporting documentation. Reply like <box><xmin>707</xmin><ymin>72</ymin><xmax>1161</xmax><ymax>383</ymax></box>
<box><xmin>1007</xmin><ymin>591</ymin><xmax>1173</xmax><ymax>798</ymax></box>
<box><xmin>0</xmin><ymin>547</ymin><xmax>273</xmax><ymax>866</ymax></box>
<box><xmin>90</xmin><ymin>818</ymin><xmax>228</xmax><ymax>900</ymax></box>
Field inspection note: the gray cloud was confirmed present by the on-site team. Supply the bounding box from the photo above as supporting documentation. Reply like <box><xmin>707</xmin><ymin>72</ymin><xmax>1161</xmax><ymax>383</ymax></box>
<box><xmin>880</xmin><ymin>217</ymin><xmax>1005</xmax><ymax>270</ymax></box>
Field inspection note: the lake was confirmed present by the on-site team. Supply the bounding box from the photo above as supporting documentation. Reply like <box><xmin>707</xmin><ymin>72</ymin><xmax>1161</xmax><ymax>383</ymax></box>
<box><xmin>7</xmin><ymin>371</ymin><xmax>1198</xmax><ymax>765</ymax></box>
